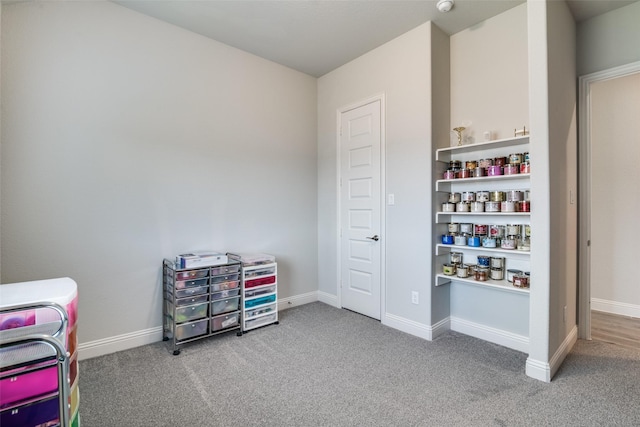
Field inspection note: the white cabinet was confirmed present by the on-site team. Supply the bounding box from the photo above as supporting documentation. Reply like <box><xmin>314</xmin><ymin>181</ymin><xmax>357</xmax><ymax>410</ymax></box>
<box><xmin>434</xmin><ymin>136</ymin><xmax>531</xmax><ymax>349</ymax></box>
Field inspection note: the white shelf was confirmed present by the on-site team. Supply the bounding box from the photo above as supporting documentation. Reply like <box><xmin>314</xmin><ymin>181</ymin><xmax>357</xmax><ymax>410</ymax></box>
<box><xmin>435</xmin><ymin>244</ymin><xmax>530</xmax><ymax>257</ymax></box>
<box><xmin>436</xmin><ymin>136</ymin><xmax>529</xmax><ymax>161</ymax></box>
<box><xmin>435</xmin><ymin>173</ymin><xmax>530</xmax><ymax>191</ymax></box>
<box><xmin>435</xmin><ymin>274</ymin><xmax>529</xmax><ymax>294</ymax></box>
<box><xmin>436</xmin><ymin>212</ymin><xmax>530</xmax><ymax>222</ymax></box>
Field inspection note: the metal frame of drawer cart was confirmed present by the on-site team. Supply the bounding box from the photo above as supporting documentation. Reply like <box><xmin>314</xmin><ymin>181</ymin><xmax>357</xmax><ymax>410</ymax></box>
<box><xmin>163</xmin><ymin>259</ymin><xmax>243</xmax><ymax>355</ymax></box>
<box><xmin>0</xmin><ymin>278</ymin><xmax>80</xmax><ymax>427</ymax></box>
<box><xmin>231</xmin><ymin>256</ymin><xmax>278</xmax><ymax>332</ymax></box>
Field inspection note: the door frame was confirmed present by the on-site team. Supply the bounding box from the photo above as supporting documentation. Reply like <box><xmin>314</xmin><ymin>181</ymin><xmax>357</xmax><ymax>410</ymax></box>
<box><xmin>578</xmin><ymin>60</ymin><xmax>640</xmax><ymax>340</ymax></box>
<box><xmin>336</xmin><ymin>93</ymin><xmax>386</xmax><ymax>321</ymax></box>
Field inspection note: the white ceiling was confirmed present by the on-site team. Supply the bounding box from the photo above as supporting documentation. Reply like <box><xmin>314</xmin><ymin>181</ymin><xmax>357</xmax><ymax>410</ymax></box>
<box><xmin>115</xmin><ymin>0</ymin><xmax>638</xmax><ymax>77</ymax></box>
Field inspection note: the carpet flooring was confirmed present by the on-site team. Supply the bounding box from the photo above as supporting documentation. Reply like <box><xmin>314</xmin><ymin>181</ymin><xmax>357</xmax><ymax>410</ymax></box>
<box><xmin>78</xmin><ymin>302</ymin><xmax>640</xmax><ymax>426</ymax></box>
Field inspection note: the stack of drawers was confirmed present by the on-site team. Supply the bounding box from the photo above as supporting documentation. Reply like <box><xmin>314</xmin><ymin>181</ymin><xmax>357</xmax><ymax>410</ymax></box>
<box><xmin>0</xmin><ymin>278</ymin><xmax>80</xmax><ymax>427</ymax></box>
<box><xmin>163</xmin><ymin>260</ymin><xmax>243</xmax><ymax>355</ymax></box>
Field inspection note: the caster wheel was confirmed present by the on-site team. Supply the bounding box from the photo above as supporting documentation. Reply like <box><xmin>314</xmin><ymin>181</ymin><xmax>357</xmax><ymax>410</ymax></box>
<box><xmin>275</xmin><ymin>321</ymin><xmax>280</xmax><ymax>325</ymax></box>
<box><xmin>173</xmin><ymin>350</ymin><xmax>180</xmax><ymax>356</ymax></box>
<box><xmin>163</xmin><ymin>336</ymin><xmax>169</xmax><ymax>341</ymax></box>
<box><xmin>236</xmin><ymin>331</ymin><xmax>243</xmax><ymax>337</ymax></box>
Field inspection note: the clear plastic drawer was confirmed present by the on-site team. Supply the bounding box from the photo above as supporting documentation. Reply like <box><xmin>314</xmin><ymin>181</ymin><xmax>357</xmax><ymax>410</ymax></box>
<box><xmin>245</xmin><ymin>303</ymin><xmax>276</xmax><ymax>319</ymax></box>
<box><xmin>175</xmin><ymin>285</ymin><xmax>208</xmax><ymax>299</ymax></box>
<box><xmin>211</xmin><ymin>273</ymin><xmax>240</xmax><ymax>284</ymax></box>
<box><xmin>175</xmin><ymin>269</ymin><xmax>209</xmax><ymax>281</ymax></box>
<box><xmin>245</xmin><ymin>313</ymin><xmax>277</xmax><ymax>330</ymax></box>
<box><xmin>176</xmin><ymin>294</ymin><xmax>208</xmax><ymax>307</ymax></box>
<box><xmin>212</xmin><ymin>296</ymin><xmax>240</xmax><ymax>315</ymax></box>
<box><xmin>175</xmin><ymin>277</ymin><xmax>208</xmax><ymax>290</ymax></box>
<box><xmin>211</xmin><ymin>311</ymin><xmax>240</xmax><ymax>332</ymax></box>
<box><xmin>211</xmin><ymin>264</ymin><xmax>241</xmax><ymax>276</ymax></box>
<box><xmin>210</xmin><ymin>280</ymin><xmax>239</xmax><ymax>292</ymax></box>
<box><xmin>244</xmin><ymin>265</ymin><xmax>276</xmax><ymax>278</ymax></box>
<box><xmin>244</xmin><ymin>285</ymin><xmax>276</xmax><ymax>298</ymax></box>
<box><xmin>175</xmin><ymin>319</ymin><xmax>208</xmax><ymax>341</ymax></box>
<box><xmin>174</xmin><ymin>302</ymin><xmax>208</xmax><ymax>323</ymax></box>
<box><xmin>211</xmin><ymin>288</ymin><xmax>240</xmax><ymax>301</ymax></box>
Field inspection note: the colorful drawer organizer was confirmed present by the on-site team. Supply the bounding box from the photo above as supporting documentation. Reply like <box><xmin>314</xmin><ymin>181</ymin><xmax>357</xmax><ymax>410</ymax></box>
<box><xmin>227</xmin><ymin>253</ymin><xmax>279</xmax><ymax>332</ymax></box>
<box><xmin>0</xmin><ymin>277</ymin><xmax>80</xmax><ymax>427</ymax></box>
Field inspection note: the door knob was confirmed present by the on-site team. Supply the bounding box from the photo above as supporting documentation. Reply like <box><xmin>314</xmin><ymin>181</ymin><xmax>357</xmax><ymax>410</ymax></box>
<box><xmin>366</xmin><ymin>235</ymin><xmax>380</xmax><ymax>241</ymax></box>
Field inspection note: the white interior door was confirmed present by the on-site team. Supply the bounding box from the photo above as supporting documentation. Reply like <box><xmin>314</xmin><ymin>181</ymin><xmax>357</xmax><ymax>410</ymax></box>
<box><xmin>339</xmin><ymin>100</ymin><xmax>382</xmax><ymax>320</ymax></box>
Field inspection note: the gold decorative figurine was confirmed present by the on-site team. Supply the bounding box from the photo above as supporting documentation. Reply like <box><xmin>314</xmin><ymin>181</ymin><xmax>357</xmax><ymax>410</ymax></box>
<box><xmin>453</xmin><ymin>126</ymin><xmax>466</xmax><ymax>146</ymax></box>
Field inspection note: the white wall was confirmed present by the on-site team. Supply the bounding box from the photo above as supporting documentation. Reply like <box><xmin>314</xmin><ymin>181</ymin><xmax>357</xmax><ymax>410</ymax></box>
<box><xmin>590</xmin><ymin>72</ymin><xmax>640</xmax><ymax>314</ymax></box>
<box><xmin>526</xmin><ymin>0</ymin><xmax>577</xmax><ymax>382</ymax></box>
<box><xmin>1</xmin><ymin>2</ymin><xmax>318</xmax><ymax>349</ymax></box>
<box><xmin>577</xmin><ymin>1</ymin><xmax>640</xmax><ymax>76</ymax></box>
<box><xmin>447</xmin><ymin>4</ymin><xmax>529</xmax><ymax>338</ymax></box>
<box><xmin>317</xmin><ymin>23</ymin><xmax>435</xmax><ymax>327</ymax></box>
<box><xmin>450</xmin><ymin>4</ymin><xmax>529</xmax><ymax>143</ymax></box>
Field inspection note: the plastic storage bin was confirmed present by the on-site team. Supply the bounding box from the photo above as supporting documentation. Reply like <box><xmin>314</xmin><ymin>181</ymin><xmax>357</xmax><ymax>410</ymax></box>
<box><xmin>210</xmin><ymin>280</ymin><xmax>239</xmax><ymax>292</ymax></box>
<box><xmin>245</xmin><ymin>275</ymin><xmax>276</xmax><ymax>289</ymax></box>
<box><xmin>176</xmin><ymin>294</ymin><xmax>209</xmax><ymax>307</ymax></box>
<box><xmin>245</xmin><ymin>303</ymin><xmax>276</xmax><ymax>319</ymax></box>
<box><xmin>245</xmin><ymin>294</ymin><xmax>276</xmax><ymax>309</ymax></box>
<box><xmin>244</xmin><ymin>285</ymin><xmax>276</xmax><ymax>298</ymax></box>
<box><xmin>175</xmin><ymin>319</ymin><xmax>208</xmax><ymax>341</ymax></box>
<box><xmin>174</xmin><ymin>302</ymin><xmax>208</xmax><ymax>323</ymax></box>
<box><xmin>175</xmin><ymin>285</ymin><xmax>208</xmax><ymax>299</ymax></box>
<box><xmin>211</xmin><ymin>296</ymin><xmax>240</xmax><ymax>315</ymax></box>
<box><xmin>175</xmin><ymin>277</ymin><xmax>208</xmax><ymax>290</ymax></box>
<box><xmin>211</xmin><ymin>264</ymin><xmax>241</xmax><ymax>276</ymax></box>
<box><xmin>211</xmin><ymin>288</ymin><xmax>240</xmax><ymax>300</ymax></box>
<box><xmin>211</xmin><ymin>312</ymin><xmax>240</xmax><ymax>332</ymax></box>
<box><xmin>175</xmin><ymin>269</ymin><xmax>209</xmax><ymax>281</ymax></box>
<box><xmin>245</xmin><ymin>313</ymin><xmax>277</xmax><ymax>330</ymax></box>
<box><xmin>211</xmin><ymin>273</ymin><xmax>240</xmax><ymax>285</ymax></box>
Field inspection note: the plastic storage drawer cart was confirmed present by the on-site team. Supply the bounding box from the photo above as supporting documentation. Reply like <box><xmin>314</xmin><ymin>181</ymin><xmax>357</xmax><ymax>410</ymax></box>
<box><xmin>0</xmin><ymin>277</ymin><xmax>80</xmax><ymax>427</ymax></box>
<box><xmin>227</xmin><ymin>253</ymin><xmax>279</xmax><ymax>332</ymax></box>
<box><xmin>163</xmin><ymin>259</ymin><xmax>243</xmax><ymax>355</ymax></box>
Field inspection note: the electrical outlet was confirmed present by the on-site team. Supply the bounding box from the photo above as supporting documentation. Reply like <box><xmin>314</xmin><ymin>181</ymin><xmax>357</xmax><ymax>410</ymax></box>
<box><xmin>411</xmin><ymin>291</ymin><xmax>419</xmax><ymax>305</ymax></box>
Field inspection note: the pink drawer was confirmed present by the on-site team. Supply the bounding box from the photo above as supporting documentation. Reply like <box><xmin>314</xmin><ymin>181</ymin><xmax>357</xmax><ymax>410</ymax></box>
<box><xmin>0</xmin><ymin>310</ymin><xmax>35</xmax><ymax>330</ymax></box>
<box><xmin>175</xmin><ymin>319</ymin><xmax>208</xmax><ymax>341</ymax></box>
<box><xmin>0</xmin><ymin>365</ymin><xmax>57</xmax><ymax>407</ymax></box>
<box><xmin>211</xmin><ymin>312</ymin><xmax>240</xmax><ymax>332</ymax></box>
<box><xmin>245</xmin><ymin>275</ymin><xmax>276</xmax><ymax>289</ymax></box>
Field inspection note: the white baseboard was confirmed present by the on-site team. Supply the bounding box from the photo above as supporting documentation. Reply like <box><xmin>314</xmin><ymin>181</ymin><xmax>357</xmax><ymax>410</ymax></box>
<box><xmin>591</xmin><ymin>298</ymin><xmax>640</xmax><ymax>318</ymax></box>
<box><xmin>526</xmin><ymin>325</ymin><xmax>577</xmax><ymax>382</ymax></box>
<box><xmin>383</xmin><ymin>313</ymin><xmax>449</xmax><ymax>341</ymax></box>
<box><xmin>450</xmin><ymin>316</ymin><xmax>529</xmax><ymax>353</ymax></box>
<box><xmin>278</xmin><ymin>291</ymin><xmax>319</xmax><ymax>310</ymax></box>
<box><xmin>78</xmin><ymin>326</ymin><xmax>163</xmax><ymax>361</ymax></box>
<box><xmin>78</xmin><ymin>293</ymin><xmax>322</xmax><ymax>360</ymax></box>
<box><xmin>317</xmin><ymin>290</ymin><xmax>339</xmax><ymax>307</ymax></box>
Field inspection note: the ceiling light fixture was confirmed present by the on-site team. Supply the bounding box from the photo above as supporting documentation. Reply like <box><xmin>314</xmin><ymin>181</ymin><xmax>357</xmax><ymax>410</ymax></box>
<box><xmin>436</xmin><ymin>0</ymin><xmax>454</xmax><ymax>13</ymax></box>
